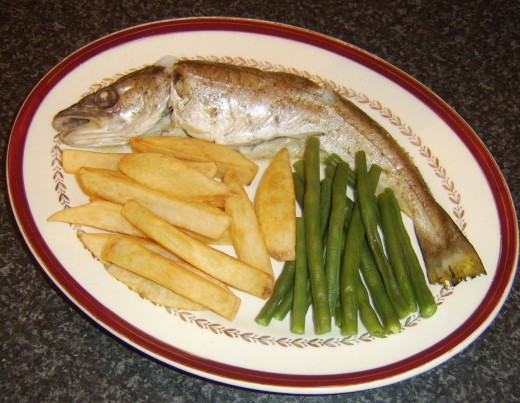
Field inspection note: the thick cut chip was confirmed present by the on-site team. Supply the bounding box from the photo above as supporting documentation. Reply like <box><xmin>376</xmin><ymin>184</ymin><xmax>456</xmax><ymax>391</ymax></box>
<box><xmin>79</xmin><ymin>232</ymin><xmax>229</xmax><ymax>288</ymax></box>
<box><xmin>254</xmin><ymin>148</ymin><xmax>296</xmax><ymax>261</ymax></box>
<box><xmin>223</xmin><ymin>170</ymin><xmax>273</xmax><ymax>279</ymax></box>
<box><xmin>79</xmin><ymin>233</ymin><xmax>206</xmax><ymax>310</ymax></box>
<box><xmin>101</xmin><ymin>236</ymin><xmax>240</xmax><ymax>320</ymax></box>
<box><xmin>118</xmin><ymin>152</ymin><xmax>233</xmax><ymax>202</ymax></box>
<box><xmin>61</xmin><ymin>149</ymin><xmax>126</xmax><ymax>173</ymax></box>
<box><xmin>122</xmin><ymin>200</ymin><xmax>274</xmax><ymax>299</ymax></box>
<box><xmin>78</xmin><ymin>232</ymin><xmax>223</xmax><ymax>311</ymax></box>
<box><xmin>48</xmin><ymin>200</ymin><xmax>144</xmax><ymax>236</ymax></box>
<box><xmin>179</xmin><ymin>228</ymin><xmax>233</xmax><ymax>245</ymax></box>
<box><xmin>61</xmin><ymin>148</ymin><xmax>217</xmax><ymax>178</ymax></box>
<box><xmin>129</xmin><ymin>136</ymin><xmax>259</xmax><ymax>185</ymax></box>
<box><xmin>76</xmin><ymin>167</ymin><xmax>230</xmax><ymax>240</ymax></box>
<box><xmin>182</xmin><ymin>160</ymin><xmax>218</xmax><ymax>178</ymax></box>
<box><xmin>106</xmin><ymin>264</ymin><xmax>207</xmax><ymax>311</ymax></box>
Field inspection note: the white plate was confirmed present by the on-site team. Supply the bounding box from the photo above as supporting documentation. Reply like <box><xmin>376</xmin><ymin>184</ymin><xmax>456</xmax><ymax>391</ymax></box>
<box><xmin>6</xmin><ymin>18</ymin><xmax>518</xmax><ymax>394</ymax></box>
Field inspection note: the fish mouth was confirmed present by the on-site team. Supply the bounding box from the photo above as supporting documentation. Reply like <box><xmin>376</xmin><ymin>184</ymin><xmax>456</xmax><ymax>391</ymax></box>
<box><xmin>53</xmin><ymin>114</ymin><xmax>128</xmax><ymax>147</ymax></box>
<box><xmin>52</xmin><ymin>113</ymin><xmax>93</xmax><ymax>132</ymax></box>
<box><xmin>57</xmin><ymin>117</ymin><xmax>91</xmax><ymax>132</ymax></box>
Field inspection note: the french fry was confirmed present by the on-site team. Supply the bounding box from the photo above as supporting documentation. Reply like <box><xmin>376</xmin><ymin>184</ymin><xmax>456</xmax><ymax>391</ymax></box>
<box><xmin>121</xmin><ymin>200</ymin><xmax>274</xmax><ymax>299</ymax></box>
<box><xmin>78</xmin><ymin>232</ymin><xmax>205</xmax><ymax>310</ymax></box>
<box><xmin>61</xmin><ymin>148</ymin><xmax>218</xmax><ymax>178</ymax></box>
<box><xmin>78</xmin><ymin>232</ymin><xmax>113</xmax><ymax>258</ymax></box>
<box><xmin>47</xmin><ymin>200</ymin><xmax>144</xmax><ymax>236</ymax></box>
<box><xmin>118</xmin><ymin>152</ymin><xmax>233</xmax><ymax>202</ymax></box>
<box><xmin>78</xmin><ymin>232</ymin><xmax>229</xmax><ymax>288</ymax></box>
<box><xmin>76</xmin><ymin>167</ymin><xmax>230</xmax><ymax>240</ymax></box>
<box><xmin>223</xmin><ymin>170</ymin><xmax>273</xmax><ymax>279</ymax></box>
<box><xmin>101</xmin><ymin>236</ymin><xmax>240</xmax><ymax>320</ymax></box>
<box><xmin>178</xmin><ymin>228</ymin><xmax>233</xmax><ymax>245</ymax></box>
<box><xmin>61</xmin><ymin>149</ymin><xmax>126</xmax><ymax>173</ymax></box>
<box><xmin>254</xmin><ymin>148</ymin><xmax>296</xmax><ymax>261</ymax></box>
<box><xmin>78</xmin><ymin>232</ymin><xmax>233</xmax><ymax>310</ymax></box>
<box><xmin>205</xmin><ymin>199</ymin><xmax>226</xmax><ymax>209</ymax></box>
<box><xmin>129</xmin><ymin>136</ymin><xmax>259</xmax><ymax>185</ymax></box>
<box><xmin>182</xmin><ymin>160</ymin><xmax>218</xmax><ymax>178</ymax></box>
<box><xmin>106</xmin><ymin>263</ymin><xmax>207</xmax><ymax>310</ymax></box>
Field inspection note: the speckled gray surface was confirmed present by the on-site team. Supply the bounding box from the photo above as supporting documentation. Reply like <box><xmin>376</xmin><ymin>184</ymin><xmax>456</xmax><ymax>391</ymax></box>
<box><xmin>1</xmin><ymin>0</ymin><xmax>519</xmax><ymax>401</ymax></box>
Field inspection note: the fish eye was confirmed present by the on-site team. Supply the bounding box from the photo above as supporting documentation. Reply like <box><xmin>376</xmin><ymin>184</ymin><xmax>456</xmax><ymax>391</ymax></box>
<box><xmin>94</xmin><ymin>88</ymin><xmax>119</xmax><ymax>108</ymax></box>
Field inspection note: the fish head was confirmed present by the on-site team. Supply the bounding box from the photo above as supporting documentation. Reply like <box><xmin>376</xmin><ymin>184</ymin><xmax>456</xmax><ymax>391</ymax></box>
<box><xmin>52</xmin><ymin>65</ymin><xmax>172</xmax><ymax>147</ymax></box>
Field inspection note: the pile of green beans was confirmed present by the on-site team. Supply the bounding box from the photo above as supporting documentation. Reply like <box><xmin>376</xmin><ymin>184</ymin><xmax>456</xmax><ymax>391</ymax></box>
<box><xmin>255</xmin><ymin>137</ymin><xmax>436</xmax><ymax>336</ymax></box>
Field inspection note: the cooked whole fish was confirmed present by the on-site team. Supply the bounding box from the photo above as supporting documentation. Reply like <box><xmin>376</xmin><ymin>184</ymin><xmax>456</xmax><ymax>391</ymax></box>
<box><xmin>52</xmin><ymin>57</ymin><xmax>486</xmax><ymax>286</ymax></box>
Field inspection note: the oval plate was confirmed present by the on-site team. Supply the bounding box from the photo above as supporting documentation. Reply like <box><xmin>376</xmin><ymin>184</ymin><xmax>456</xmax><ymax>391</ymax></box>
<box><xmin>6</xmin><ymin>18</ymin><xmax>518</xmax><ymax>394</ymax></box>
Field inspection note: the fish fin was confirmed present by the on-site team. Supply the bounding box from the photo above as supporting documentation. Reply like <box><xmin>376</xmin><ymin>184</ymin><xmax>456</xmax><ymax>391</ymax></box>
<box><xmin>154</xmin><ymin>55</ymin><xmax>178</xmax><ymax>74</ymax></box>
<box><xmin>415</xmin><ymin>209</ymin><xmax>486</xmax><ymax>286</ymax></box>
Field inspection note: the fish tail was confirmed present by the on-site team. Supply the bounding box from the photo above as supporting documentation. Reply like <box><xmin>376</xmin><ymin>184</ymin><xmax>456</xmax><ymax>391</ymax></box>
<box><xmin>415</xmin><ymin>208</ymin><xmax>486</xmax><ymax>286</ymax></box>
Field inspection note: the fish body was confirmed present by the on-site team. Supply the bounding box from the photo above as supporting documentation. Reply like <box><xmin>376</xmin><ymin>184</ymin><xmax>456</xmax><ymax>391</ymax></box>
<box><xmin>170</xmin><ymin>60</ymin><xmax>339</xmax><ymax>145</ymax></box>
<box><xmin>53</xmin><ymin>58</ymin><xmax>486</xmax><ymax>286</ymax></box>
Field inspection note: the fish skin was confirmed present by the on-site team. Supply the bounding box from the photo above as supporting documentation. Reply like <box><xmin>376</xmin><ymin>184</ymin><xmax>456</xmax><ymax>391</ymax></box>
<box><xmin>53</xmin><ymin>65</ymin><xmax>171</xmax><ymax>147</ymax></box>
<box><xmin>52</xmin><ymin>58</ymin><xmax>486</xmax><ymax>285</ymax></box>
<box><xmin>170</xmin><ymin>60</ymin><xmax>335</xmax><ymax>145</ymax></box>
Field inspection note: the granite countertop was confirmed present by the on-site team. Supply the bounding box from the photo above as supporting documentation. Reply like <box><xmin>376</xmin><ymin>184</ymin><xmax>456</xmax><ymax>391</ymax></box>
<box><xmin>1</xmin><ymin>1</ymin><xmax>518</xmax><ymax>401</ymax></box>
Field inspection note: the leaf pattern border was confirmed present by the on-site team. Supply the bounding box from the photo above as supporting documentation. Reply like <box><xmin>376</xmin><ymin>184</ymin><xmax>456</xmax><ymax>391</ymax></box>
<box><xmin>168</xmin><ymin>286</ymin><xmax>453</xmax><ymax>348</ymax></box>
<box><xmin>49</xmin><ymin>56</ymin><xmax>462</xmax><ymax>348</ymax></box>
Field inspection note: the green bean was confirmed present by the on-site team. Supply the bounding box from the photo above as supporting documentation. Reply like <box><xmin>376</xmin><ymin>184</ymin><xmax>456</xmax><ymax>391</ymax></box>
<box><xmin>338</xmin><ymin>199</ymin><xmax>355</xmax><ymax>261</ymax></box>
<box><xmin>386</xmin><ymin>188</ymin><xmax>437</xmax><ymax>318</ymax></box>
<box><xmin>292</xmin><ymin>159</ymin><xmax>305</xmax><ymax>182</ymax></box>
<box><xmin>333</xmin><ymin>200</ymin><xmax>354</xmax><ymax>329</ymax></box>
<box><xmin>344</xmin><ymin>198</ymin><xmax>355</xmax><ymax>224</ymax></box>
<box><xmin>293</xmin><ymin>172</ymin><xmax>305</xmax><ymax>210</ymax></box>
<box><xmin>325</xmin><ymin>162</ymin><xmax>337</xmax><ymax>179</ymax></box>
<box><xmin>356</xmin><ymin>151</ymin><xmax>410</xmax><ymax>319</ymax></box>
<box><xmin>325</xmin><ymin>161</ymin><xmax>350</xmax><ymax>316</ymax></box>
<box><xmin>338</xmin><ymin>162</ymin><xmax>379</xmax><ymax>335</ymax></box>
<box><xmin>334</xmin><ymin>300</ymin><xmax>343</xmax><ymax>328</ymax></box>
<box><xmin>357</xmin><ymin>273</ymin><xmax>385</xmax><ymax>337</ymax></box>
<box><xmin>273</xmin><ymin>284</ymin><xmax>294</xmax><ymax>320</ymax></box>
<box><xmin>367</xmin><ymin>164</ymin><xmax>382</xmax><ymax>194</ymax></box>
<box><xmin>304</xmin><ymin>136</ymin><xmax>331</xmax><ymax>334</ymax></box>
<box><xmin>340</xmin><ymin>204</ymin><xmax>364</xmax><ymax>335</ymax></box>
<box><xmin>377</xmin><ymin>190</ymin><xmax>418</xmax><ymax>313</ymax></box>
<box><xmin>320</xmin><ymin>177</ymin><xmax>333</xmax><ymax>241</ymax></box>
<box><xmin>255</xmin><ymin>261</ymin><xmax>296</xmax><ymax>326</ymax></box>
<box><xmin>359</xmin><ymin>241</ymin><xmax>401</xmax><ymax>334</ymax></box>
<box><xmin>324</xmin><ymin>154</ymin><xmax>337</xmax><ymax>179</ymax></box>
<box><xmin>291</xmin><ymin>217</ymin><xmax>309</xmax><ymax>334</ymax></box>
<box><xmin>325</xmin><ymin>153</ymin><xmax>356</xmax><ymax>187</ymax></box>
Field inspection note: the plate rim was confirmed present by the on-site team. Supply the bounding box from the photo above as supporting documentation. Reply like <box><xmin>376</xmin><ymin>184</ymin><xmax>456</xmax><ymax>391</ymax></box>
<box><xmin>6</xmin><ymin>17</ymin><xmax>519</xmax><ymax>393</ymax></box>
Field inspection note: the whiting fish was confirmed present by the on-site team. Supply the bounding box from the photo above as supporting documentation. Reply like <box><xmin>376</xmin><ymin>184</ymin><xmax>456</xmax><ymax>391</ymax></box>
<box><xmin>52</xmin><ymin>57</ymin><xmax>486</xmax><ymax>286</ymax></box>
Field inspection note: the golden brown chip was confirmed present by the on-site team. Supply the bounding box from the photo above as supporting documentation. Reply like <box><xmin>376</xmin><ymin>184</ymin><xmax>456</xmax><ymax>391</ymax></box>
<box><xmin>78</xmin><ymin>233</ymin><xmax>207</xmax><ymax>311</ymax></box>
<box><xmin>129</xmin><ymin>136</ymin><xmax>259</xmax><ymax>185</ymax></box>
<box><xmin>76</xmin><ymin>167</ymin><xmax>230</xmax><ymax>240</ymax></box>
<box><xmin>254</xmin><ymin>148</ymin><xmax>296</xmax><ymax>261</ymax></box>
<box><xmin>48</xmin><ymin>200</ymin><xmax>144</xmax><ymax>236</ymax></box>
<box><xmin>61</xmin><ymin>149</ymin><xmax>126</xmax><ymax>173</ymax></box>
<box><xmin>118</xmin><ymin>152</ymin><xmax>233</xmax><ymax>202</ymax></box>
<box><xmin>121</xmin><ymin>200</ymin><xmax>274</xmax><ymax>299</ymax></box>
<box><xmin>102</xmin><ymin>236</ymin><xmax>241</xmax><ymax>320</ymax></box>
<box><xmin>223</xmin><ymin>170</ymin><xmax>273</xmax><ymax>278</ymax></box>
